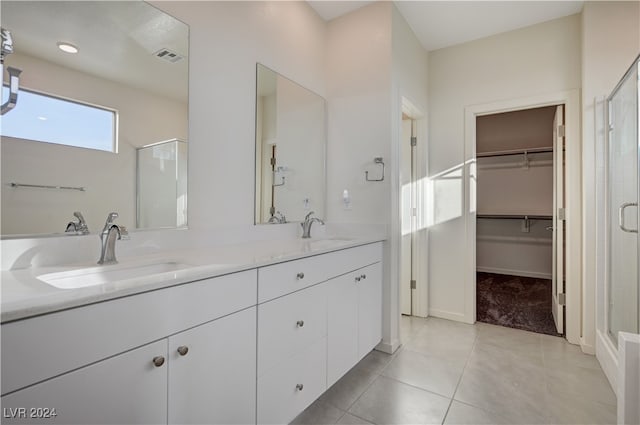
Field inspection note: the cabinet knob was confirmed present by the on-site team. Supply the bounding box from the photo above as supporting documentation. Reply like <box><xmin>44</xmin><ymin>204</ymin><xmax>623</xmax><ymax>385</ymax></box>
<box><xmin>296</xmin><ymin>320</ymin><xmax>305</xmax><ymax>328</ymax></box>
<box><xmin>152</xmin><ymin>356</ymin><xmax>165</xmax><ymax>367</ymax></box>
<box><xmin>296</xmin><ymin>272</ymin><xmax>305</xmax><ymax>280</ymax></box>
<box><xmin>296</xmin><ymin>384</ymin><xmax>304</xmax><ymax>391</ymax></box>
<box><xmin>177</xmin><ymin>346</ymin><xmax>189</xmax><ymax>356</ymax></box>
<box><xmin>361</xmin><ymin>274</ymin><xmax>366</xmax><ymax>279</ymax></box>
<box><xmin>355</xmin><ymin>276</ymin><xmax>361</xmax><ymax>282</ymax></box>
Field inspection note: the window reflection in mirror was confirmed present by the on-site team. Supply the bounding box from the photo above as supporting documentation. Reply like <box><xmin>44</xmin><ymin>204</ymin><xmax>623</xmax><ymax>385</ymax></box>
<box><xmin>254</xmin><ymin>64</ymin><xmax>326</xmax><ymax>224</ymax></box>
<box><xmin>0</xmin><ymin>1</ymin><xmax>188</xmax><ymax>238</ymax></box>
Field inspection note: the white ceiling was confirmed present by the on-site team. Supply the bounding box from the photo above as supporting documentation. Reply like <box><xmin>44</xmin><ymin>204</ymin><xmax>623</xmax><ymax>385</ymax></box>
<box><xmin>2</xmin><ymin>1</ymin><xmax>188</xmax><ymax>102</ymax></box>
<box><xmin>309</xmin><ymin>1</ymin><xmax>584</xmax><ymax>51</ymax></box>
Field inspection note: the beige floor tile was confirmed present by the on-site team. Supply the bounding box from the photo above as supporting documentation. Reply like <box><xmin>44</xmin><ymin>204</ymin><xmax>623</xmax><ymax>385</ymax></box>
<box><xmin>354</xmin><ymin>349</ymin><xmax>395</xmax><ymax>375</ymax></box>
<box><xmin>454</xmin><ymin>347</ymin><xmax>549</xmax><ymax>424</ymax></box>
<box><xmin>348</xmin><ymin>376</ymin><xmax>450</xmax><ymax>425</ymax></box>
<box><xmin>404</xmin><ymin>324</ymin><xmax>476</xmax><ymax>363</ymax></box>
<box><xmin>291</xmin><ymin>399</ymin><xmax>345</xmax><ymax>425</ymax></box>
<box><xmin>400</xmin><ymin>315</ymin><xmax>428</xmax><ymax>343</ymax></box>
<box><xmin>545</xmin><ymin>388</ymin><xmax>617</xmax><ymax>424</ymax></box>
<box><xmin>320</xmin><ymin>365</ymin><xmax>378</xmax><ymax>411</ymax></box>
<box><xmin>336</xmin><ymin>413</ymin><xmax>374</xmax><ymax>425</ymax></box>
<box><xmin>443</xmin><ymin>400</ymin><xmax>514</xmax><ymax>424</ymax></box>
<box><xmin>382</xmin><ymin>349</ymin><xmax>466</xmax><ymax>398</ymax></box>
<box><xmin>545</xmin><ymin>364</ymin><xmax>617</xmax><ymax>406</ymax></box>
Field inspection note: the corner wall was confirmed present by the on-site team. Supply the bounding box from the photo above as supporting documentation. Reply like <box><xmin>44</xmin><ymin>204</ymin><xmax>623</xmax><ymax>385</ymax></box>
<box><xmin>427</xmin><ymin>15</ymin><xmax>582</xmax><ymax>322</ymax></box>
<box><xmin>581</xmin><ymin>0</ymin><xmax>640</xmax><ymax>389</ymax></box>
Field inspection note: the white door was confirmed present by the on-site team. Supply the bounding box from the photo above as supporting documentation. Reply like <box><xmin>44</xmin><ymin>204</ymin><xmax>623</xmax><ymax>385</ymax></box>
<box><xmin>168</xmin><ymin>307</ymin><xmax>256</xmax><ymax>424</ymax></box>
<box><xmin>327</xmin><ymin>272</ymin><xmax>359</xmax><ymax>387</ymax></box>
<box><xmin>401</xmin><ymin>118</ymin><xmax>416</xmax><ymax>315</ymax></box>
<box><xmin>552</xmin><ymin>105</ymin><xmax>565</xmax><ymax>334</ymax></box>
<box><xmin>1</xmin><ymin>340</ymin><xmax>168</xmax><ymax>425</ymax></box>
<box><xmin>357</xmin><ymin>262</ymin><xmax>383</xmax><ymax>358</ymax></box>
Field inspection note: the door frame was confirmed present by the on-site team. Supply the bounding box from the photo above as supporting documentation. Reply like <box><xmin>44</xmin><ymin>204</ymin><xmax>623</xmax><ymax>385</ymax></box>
<box><xmin>399</xmin><ymin>97</ymin><xmax>428</xmax><ymax>318</ymax></box>
<box><xmin>463</xmin><ymin>89</ymin><xmax>581</xmax><ymax>345</ymax></box>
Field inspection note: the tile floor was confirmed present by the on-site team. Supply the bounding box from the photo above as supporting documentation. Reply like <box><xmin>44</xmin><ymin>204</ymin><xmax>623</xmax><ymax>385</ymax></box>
<box><xmin>291</xmin><ymin>316</ymin><xmax>617</xmax><ymax>425</ymax></box>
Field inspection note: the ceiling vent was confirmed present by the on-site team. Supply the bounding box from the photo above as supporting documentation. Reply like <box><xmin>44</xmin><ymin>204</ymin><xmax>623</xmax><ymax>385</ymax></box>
<box><xmin>153</xmin><ymin>48</ymin><xmax>184</xmax><ymax>64</ymax></box>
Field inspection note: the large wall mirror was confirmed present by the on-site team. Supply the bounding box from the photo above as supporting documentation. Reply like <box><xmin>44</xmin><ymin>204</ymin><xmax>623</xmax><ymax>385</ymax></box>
<box><xmin>0</xmin><ymin>1</ymin><xmax>188</xmax><ymax>238</ymax></box>
<box><xmin>255</xmin><ymin>64</ymin><xmax>326</xmax><ymax>224</ymax></box>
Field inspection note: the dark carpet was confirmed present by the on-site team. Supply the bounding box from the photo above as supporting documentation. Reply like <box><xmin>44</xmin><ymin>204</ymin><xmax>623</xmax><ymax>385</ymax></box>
<box><xmin>476</xmin><ymin>272</ymin><xmax>562</xmax><ymax>336</ymax></box>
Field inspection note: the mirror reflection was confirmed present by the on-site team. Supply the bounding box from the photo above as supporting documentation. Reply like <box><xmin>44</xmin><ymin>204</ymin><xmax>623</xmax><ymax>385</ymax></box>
<box><xmin>0</xmin><ymin>1</ymin><xmax>189</xmax><ymax>237</ymax></box>
<box><xmin>255</xmin><ymin>64</ymin><xmax>326</xmax><ymax>224</ymax></box>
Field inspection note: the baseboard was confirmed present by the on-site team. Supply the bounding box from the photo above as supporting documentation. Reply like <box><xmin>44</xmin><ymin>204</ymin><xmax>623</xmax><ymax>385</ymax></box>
<box><xmin>596</xmin><ymin>329</ymin><xmax>618</xmax><ymax>395</ymax></box>
<box><xmin>376</xmin><ymin>339</ymin><xmax>401</xmax><ymax>355</ymax></box>
<box><xmin>429</xmin><ymin>309</ymin><xmax>469</xmax><ymax>323</ymax></box>
<box><xmin>476</xmin><ymin>267</ymin><xmax>552</xmax><ymax>280</ymax></box>
<box><xmin>580</xmin><ymin>338</ymin><xmax>596</xmax><ymax>355</ymax></box>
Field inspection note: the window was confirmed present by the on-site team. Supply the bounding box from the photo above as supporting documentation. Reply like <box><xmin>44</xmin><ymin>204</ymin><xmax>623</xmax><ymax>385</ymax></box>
<box><xmin>1</xmin><ymin>87</ymin><xmax>117</xmax><ymax>152</ymax></box>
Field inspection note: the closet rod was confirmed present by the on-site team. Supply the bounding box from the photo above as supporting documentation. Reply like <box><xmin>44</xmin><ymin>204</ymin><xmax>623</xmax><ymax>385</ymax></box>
<box><xmin>477</xmin><ymin>214</ymin><xmax>552</xmax><ymax>220</ymax></box>
<box><xmin>476</xmin><ymin>146</ymin><xmax>553</xmax><ymax>158</ymax></box>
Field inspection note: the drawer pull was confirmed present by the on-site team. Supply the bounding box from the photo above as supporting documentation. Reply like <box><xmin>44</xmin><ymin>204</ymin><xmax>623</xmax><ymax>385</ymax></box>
<box><xmin>361</xmin><ymin>274</ymin><xmax>367</xmax><ymax>279</ymax></box>
<box><xmin>296</xmin><ymin>320</ymin><xmax>305</xmax><ymax>328</ymax></box>
<box><xmin>296</xmin><ymin>272</ymin><xmax>305</xmax><ymax>280</ymax></box>
<box><xmin>177</xmin><ymin>346</ymin><xmax>189</xmax><ymax>356</ymax></box>
<box><xmin>152</xmin><ymin>356</ymin><xmax>165</xmax><ymax>367</ymax></box>
<box><xmin>355</xmin><ymin>276</ymin><xmax>361</xmax><ymax>282</ymax></box>
<box><xmin>296</xmin><ymin>384</ymin><xmax>304</xmax><ymax>391</ymax></box>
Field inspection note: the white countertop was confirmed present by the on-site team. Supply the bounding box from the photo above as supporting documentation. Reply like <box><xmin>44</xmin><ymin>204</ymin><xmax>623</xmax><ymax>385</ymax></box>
<box><xmin>1</xmin><ymin>236</ymin><xmax>384</xmax><ymax>323</ymax></box>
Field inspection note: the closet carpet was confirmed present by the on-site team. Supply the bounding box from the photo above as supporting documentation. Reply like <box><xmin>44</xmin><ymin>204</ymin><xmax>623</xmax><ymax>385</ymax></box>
<box><xmin>476</xmin><ymin>272</ymin><xmax>561</xmax><ymax>336</ymax></box>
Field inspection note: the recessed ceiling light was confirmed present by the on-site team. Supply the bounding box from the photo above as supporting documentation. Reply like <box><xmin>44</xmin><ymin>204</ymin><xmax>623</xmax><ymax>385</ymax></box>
<box><xmin>37</xmin><ymin>116</ymin><xmax>47</xmax><ymax>121</ymax></box>
<box><xmin>57</xmin><ymin>42</ymin><xmax>78</xmax><ymax>54</ymax></box>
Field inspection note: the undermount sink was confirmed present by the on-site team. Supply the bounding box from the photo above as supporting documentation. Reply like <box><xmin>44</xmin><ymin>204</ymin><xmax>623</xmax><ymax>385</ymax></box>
<box><xmin>38</xmin><ymin>261</ymin><xmax>192</xmax><ymax>290</ymax></box>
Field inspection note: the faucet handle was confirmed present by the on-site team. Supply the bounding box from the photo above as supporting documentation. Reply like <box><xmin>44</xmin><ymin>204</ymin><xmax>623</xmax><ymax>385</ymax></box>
<box><xmin>119</xmin><ymin>226</ymin><xmax>130</xmax><ymax>240</ymax></box>
<box><xmin>105</xmin><ymin>212</ymin><xmax>119</xmax><ymax>224</ymax></box>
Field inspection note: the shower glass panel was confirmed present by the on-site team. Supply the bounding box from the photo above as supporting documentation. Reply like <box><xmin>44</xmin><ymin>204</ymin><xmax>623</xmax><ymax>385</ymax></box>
<box><xmin>607</xmin><ymin>56</ymin><xmax>639</xmax><ymax>346</ymax></box>
<box><xmin>137</xmin><ymin>139</ymin><xmax>187</xmax><ymax>229</ymax></box>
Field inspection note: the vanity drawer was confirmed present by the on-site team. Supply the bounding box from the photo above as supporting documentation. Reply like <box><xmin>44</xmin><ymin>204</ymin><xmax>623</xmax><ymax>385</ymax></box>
<box><xmin>258</xmin><ymin>242</ymin><xmax>383</xmax><ymax>303</ymax></box>
<box><xmin>1</xmin><ymin>270</ymin><xmax>257</xmax><ymax>395</ymax></box>
<box><xmin>257</xmin><ymin>337</ymin><xmax>327</xmax><ymax>425</ymax></box>
<box><xmin>258</xmin><ymin>283</ymin><xmax>327</xmax><ymax>375</ymax></box>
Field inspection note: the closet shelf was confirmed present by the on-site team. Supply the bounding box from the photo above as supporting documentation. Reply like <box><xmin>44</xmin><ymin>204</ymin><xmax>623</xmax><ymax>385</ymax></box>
<box><xmin>477</xmin><ymin>214</ymin><xmax>552</xmax><ymax>220</ymax></box>
<box><xmin>476</xmin><ymin>146</ymin><xmax>553</xmax><ymax>158</ymax></box>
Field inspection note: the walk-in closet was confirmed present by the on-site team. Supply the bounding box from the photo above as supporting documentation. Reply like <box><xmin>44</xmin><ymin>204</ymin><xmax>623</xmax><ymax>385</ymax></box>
<box><xmin>476</xmin><ymin>106</ymin><xmax>565</xmax><ymax>336</ymax></box>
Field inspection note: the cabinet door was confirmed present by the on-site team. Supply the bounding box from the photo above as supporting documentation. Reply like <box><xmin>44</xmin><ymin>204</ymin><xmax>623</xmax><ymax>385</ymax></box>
<box><xmin>168</xmin><ymin>307</ymin><xmax>256</xmax><ymax>425</ymax></box>
<box><xmin>1</xmin><ymin>340</ymin><xmax>168</xmax><ymax>425</ymax></box>
<box><xmin>358</xmin><ymin>262</ymin><xmax>382</xmax><ymax>358</ymax></box>
<box><xmin>327</xmin><ymin>272</ymin><xmax>359</xmax><ymax>387</ymax></box>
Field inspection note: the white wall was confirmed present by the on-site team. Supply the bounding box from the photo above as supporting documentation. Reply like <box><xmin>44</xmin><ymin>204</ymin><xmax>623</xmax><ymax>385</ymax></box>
<box><xmin>153</xmin><ymin>1</ymin><xmax>326</xmax><ymax>229</ymax></box>
<box><xmin>428</xmin><ymin>15</ymin><xmax>581</xmax><ymax>322</ymax></box>
<box><xmin>1</xmin><ymin>52</ymin><xmax>187</xmax><ymax>234</ymax></box>
<box><xmin>581</xmin><ymin>0</ymin><xmax>640</xmax><ymax>388</ymax></box>
<box><xmin>391</xmin><ymin>5</ymin><xmax>430</xmax><ymax>320</ymax></box>
<box><xmin>325</xmin><ymin>2</ymin><xmax>428</xmax><ymax>352</ymax></box>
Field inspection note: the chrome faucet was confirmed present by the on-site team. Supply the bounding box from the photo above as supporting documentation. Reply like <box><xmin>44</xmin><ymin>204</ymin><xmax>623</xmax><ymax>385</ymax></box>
<box><xmin>98</xmin><ymin>212</ymin><xmax>128</xmax><ymax>265</ymax></box>
<box><xmin>301</xmin><ymin>211</ymin><xmax>324</xmax><ymax>239</ymax></box>
<box><xmin>267</xmin><ymin>211</ymin><xmax>287</xmax><ymax>224</ymax></box>
<box><xmin>65</xmin><ymin>211</ymin><xmax>90</xmax><ymax>235</ymax></box>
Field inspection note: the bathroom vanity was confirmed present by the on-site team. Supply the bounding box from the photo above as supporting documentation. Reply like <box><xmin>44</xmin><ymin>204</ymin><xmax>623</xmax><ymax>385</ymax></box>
<box><xmin>1</xmin><ymin>238</ymin><xmax>383</xmax><ymax>424</ymax></box>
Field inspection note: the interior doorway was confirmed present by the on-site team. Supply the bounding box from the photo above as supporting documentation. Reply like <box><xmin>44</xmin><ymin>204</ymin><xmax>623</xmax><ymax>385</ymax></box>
<box><xmin>400</xmin><ymin>114</ymin><xmax>417</xmax><ymax>316</ymax></box>
<box><xmin>474</xmin><ymin>105</ymin><xmax>565</xmax><ymax>336</ymax></box>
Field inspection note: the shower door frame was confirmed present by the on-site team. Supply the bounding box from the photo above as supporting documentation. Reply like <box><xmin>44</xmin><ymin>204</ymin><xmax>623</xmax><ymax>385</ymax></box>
<box><xmin>604</xmin><ymin>54</ymin><xmax>640</xmax><ymax>347</ymax></box>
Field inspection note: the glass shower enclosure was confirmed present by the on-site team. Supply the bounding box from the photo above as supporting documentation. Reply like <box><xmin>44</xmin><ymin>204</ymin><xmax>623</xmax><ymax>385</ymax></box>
<box><xmin>607</xmin><ymin>55</ymin><xmax>640</xmax><ymax>346</ymax></box>
<box><xmin>136</xmin><ymin>139</ymin><xmax>187</xmax><ymax>229</ymax></box>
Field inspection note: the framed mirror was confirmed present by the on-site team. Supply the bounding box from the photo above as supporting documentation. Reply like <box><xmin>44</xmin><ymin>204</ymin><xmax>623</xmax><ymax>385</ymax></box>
<box><xmin>0</xmin><ymin>1</ymin><xmax>189</xmax><ymax>238</ymax></box>
<box><xmin>254</xmin><ymin>64</ymin><xmax>326</xmax><ymax>224</ymax></box>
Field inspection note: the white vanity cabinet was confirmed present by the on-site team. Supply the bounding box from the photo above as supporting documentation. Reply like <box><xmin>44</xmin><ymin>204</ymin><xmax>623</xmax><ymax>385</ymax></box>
<box><xmin>256</xmin><ymin>242</ymin><xmax>383</xmax><ymax>424</ymax></box>
<box><xmin>1</xmin><ymin>270</ymin><xmax>257</xmax><ymax>425</ymax></box>
<box><xmin>1</xmin><ymin>339</ymin><xmax>169</xmax><ymax>425</ymax></box>
<box><xmin>327</xmin><ymin>262</ymin><xmax>382</xmax><ymax>387</ymax></box>
<box><xmin>1</xmin><ymin>240</ymin><xmax>384</xmax><ymax>425</ymax></box>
